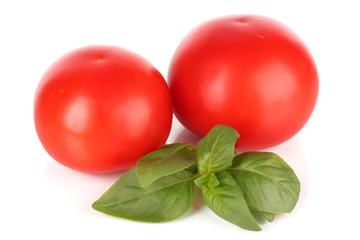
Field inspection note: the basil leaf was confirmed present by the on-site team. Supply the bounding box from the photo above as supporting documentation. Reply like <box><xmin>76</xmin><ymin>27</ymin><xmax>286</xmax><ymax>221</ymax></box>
<box><xmin>92</xmin><ymin>168</ymin><xmax>196</xmax><ymax>222</ymax></box>
<box><xmin>207</xmin><ymin>173</ymin><xmax>219</xmax><ymax>188</ymax></box>
<box><xmin>186</xmin><ymin>163</ymin><xmax>198</xmax><ymax>174</ymax></box>
<box><xmin>197</xmin><ymin>125</ymin><xmax>239</xmax><ymax>175</ymax></box>
<box><xmin>194</xmin><ymin>173</ymin><xmax>219</xmax><ymax>189</ymax></box>
<box><xmin>263</xmin><ymin>212</ymin><xmax>275</xmax><ymax>222</ymax></box>
<box><xmin>250</xmin><ymin>209</ymin><xmax>275</xmax><ymax>222</ymax></box>
<box><xmin>228</xmin><ymin>152</ymin><xmax>300</xmax><ymax>214</ymax></box>
<box><xmin>136</xmin><ymin>143</ymin><xmax>196</xmax><ymax>188</ymax></box>
<box><xmin>194</xmin><ymin>173</ymin><xmax>210</xmax><ymax>188</ymax></box>
<box><xmin>202</xmin><ymin>171</ymin><xmax>261</xmax><ymax>231</ymax></box>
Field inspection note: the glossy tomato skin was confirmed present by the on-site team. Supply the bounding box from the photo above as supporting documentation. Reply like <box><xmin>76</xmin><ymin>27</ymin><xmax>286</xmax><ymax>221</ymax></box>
<box><xmin>168</xmin><ymin>15</ymin><xmax>318</xmax><ymax>150</ymax></box>
<box><xmin>34</xmin><ymin>46</ymin><xmax>173</xmax><ymax>173</ymax></box>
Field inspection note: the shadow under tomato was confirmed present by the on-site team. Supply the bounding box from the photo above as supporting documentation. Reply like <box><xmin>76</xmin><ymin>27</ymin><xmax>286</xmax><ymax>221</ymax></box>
<box><xmin>173</xmin><ymin>127</ymin><xmax>202</xmax><ymax>147</ymax></box>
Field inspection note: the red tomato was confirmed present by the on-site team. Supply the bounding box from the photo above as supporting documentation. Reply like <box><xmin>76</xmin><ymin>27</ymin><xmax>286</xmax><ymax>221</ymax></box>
<box><xmin>168</xmin><ymin>15</ymin><xmax>318</xmax><ymax>150</ymax></box>
<box><xmin>34</xmin><ymin>46</ymin><xmax>173</xmax><ymax>173</ymax></box>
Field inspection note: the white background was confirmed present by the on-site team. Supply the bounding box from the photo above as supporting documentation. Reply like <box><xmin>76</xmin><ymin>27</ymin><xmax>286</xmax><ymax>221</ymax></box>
<box><xmin>1</xmin><ymin>0</ymin><xmax>359</xmax><ymax>239</ymax></box>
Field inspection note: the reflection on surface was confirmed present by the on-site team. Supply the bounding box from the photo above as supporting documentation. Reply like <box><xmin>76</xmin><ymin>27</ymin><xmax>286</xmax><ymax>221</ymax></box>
<box><xmin>64</xmin><ymin>97</ymin><xmax>92</xmax><ymax>133</ymax></box>
<box><xmin>116</xmin><ymin>97</ymin><xmax>151</xmax><ymax>138</ymax></box>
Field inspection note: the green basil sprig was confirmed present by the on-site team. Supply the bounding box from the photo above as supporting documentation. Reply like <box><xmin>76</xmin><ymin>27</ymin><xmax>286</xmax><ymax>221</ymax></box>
<box><xmin>93</xmin><ymin>124</ymin><xmax>300</xmax><ymax>231</ymax></box>
<box><xmin>197</xmin><ymin>124</ymin><xmax>239</xmax><ymax>175</ymax></box>
<box><xmin>228</xmin><ymin>152</ymin><xmax>300</xmax><ymax>215</ymax></box>
<box><xmin>136</xmin><ymin>143</ymin><xmax>197</xmax><ymax>188</ymax></box>
<box><xmin>92</xmin><ymin>168</ymin><xmax>196</xmax><ymax>222</ymax></box>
